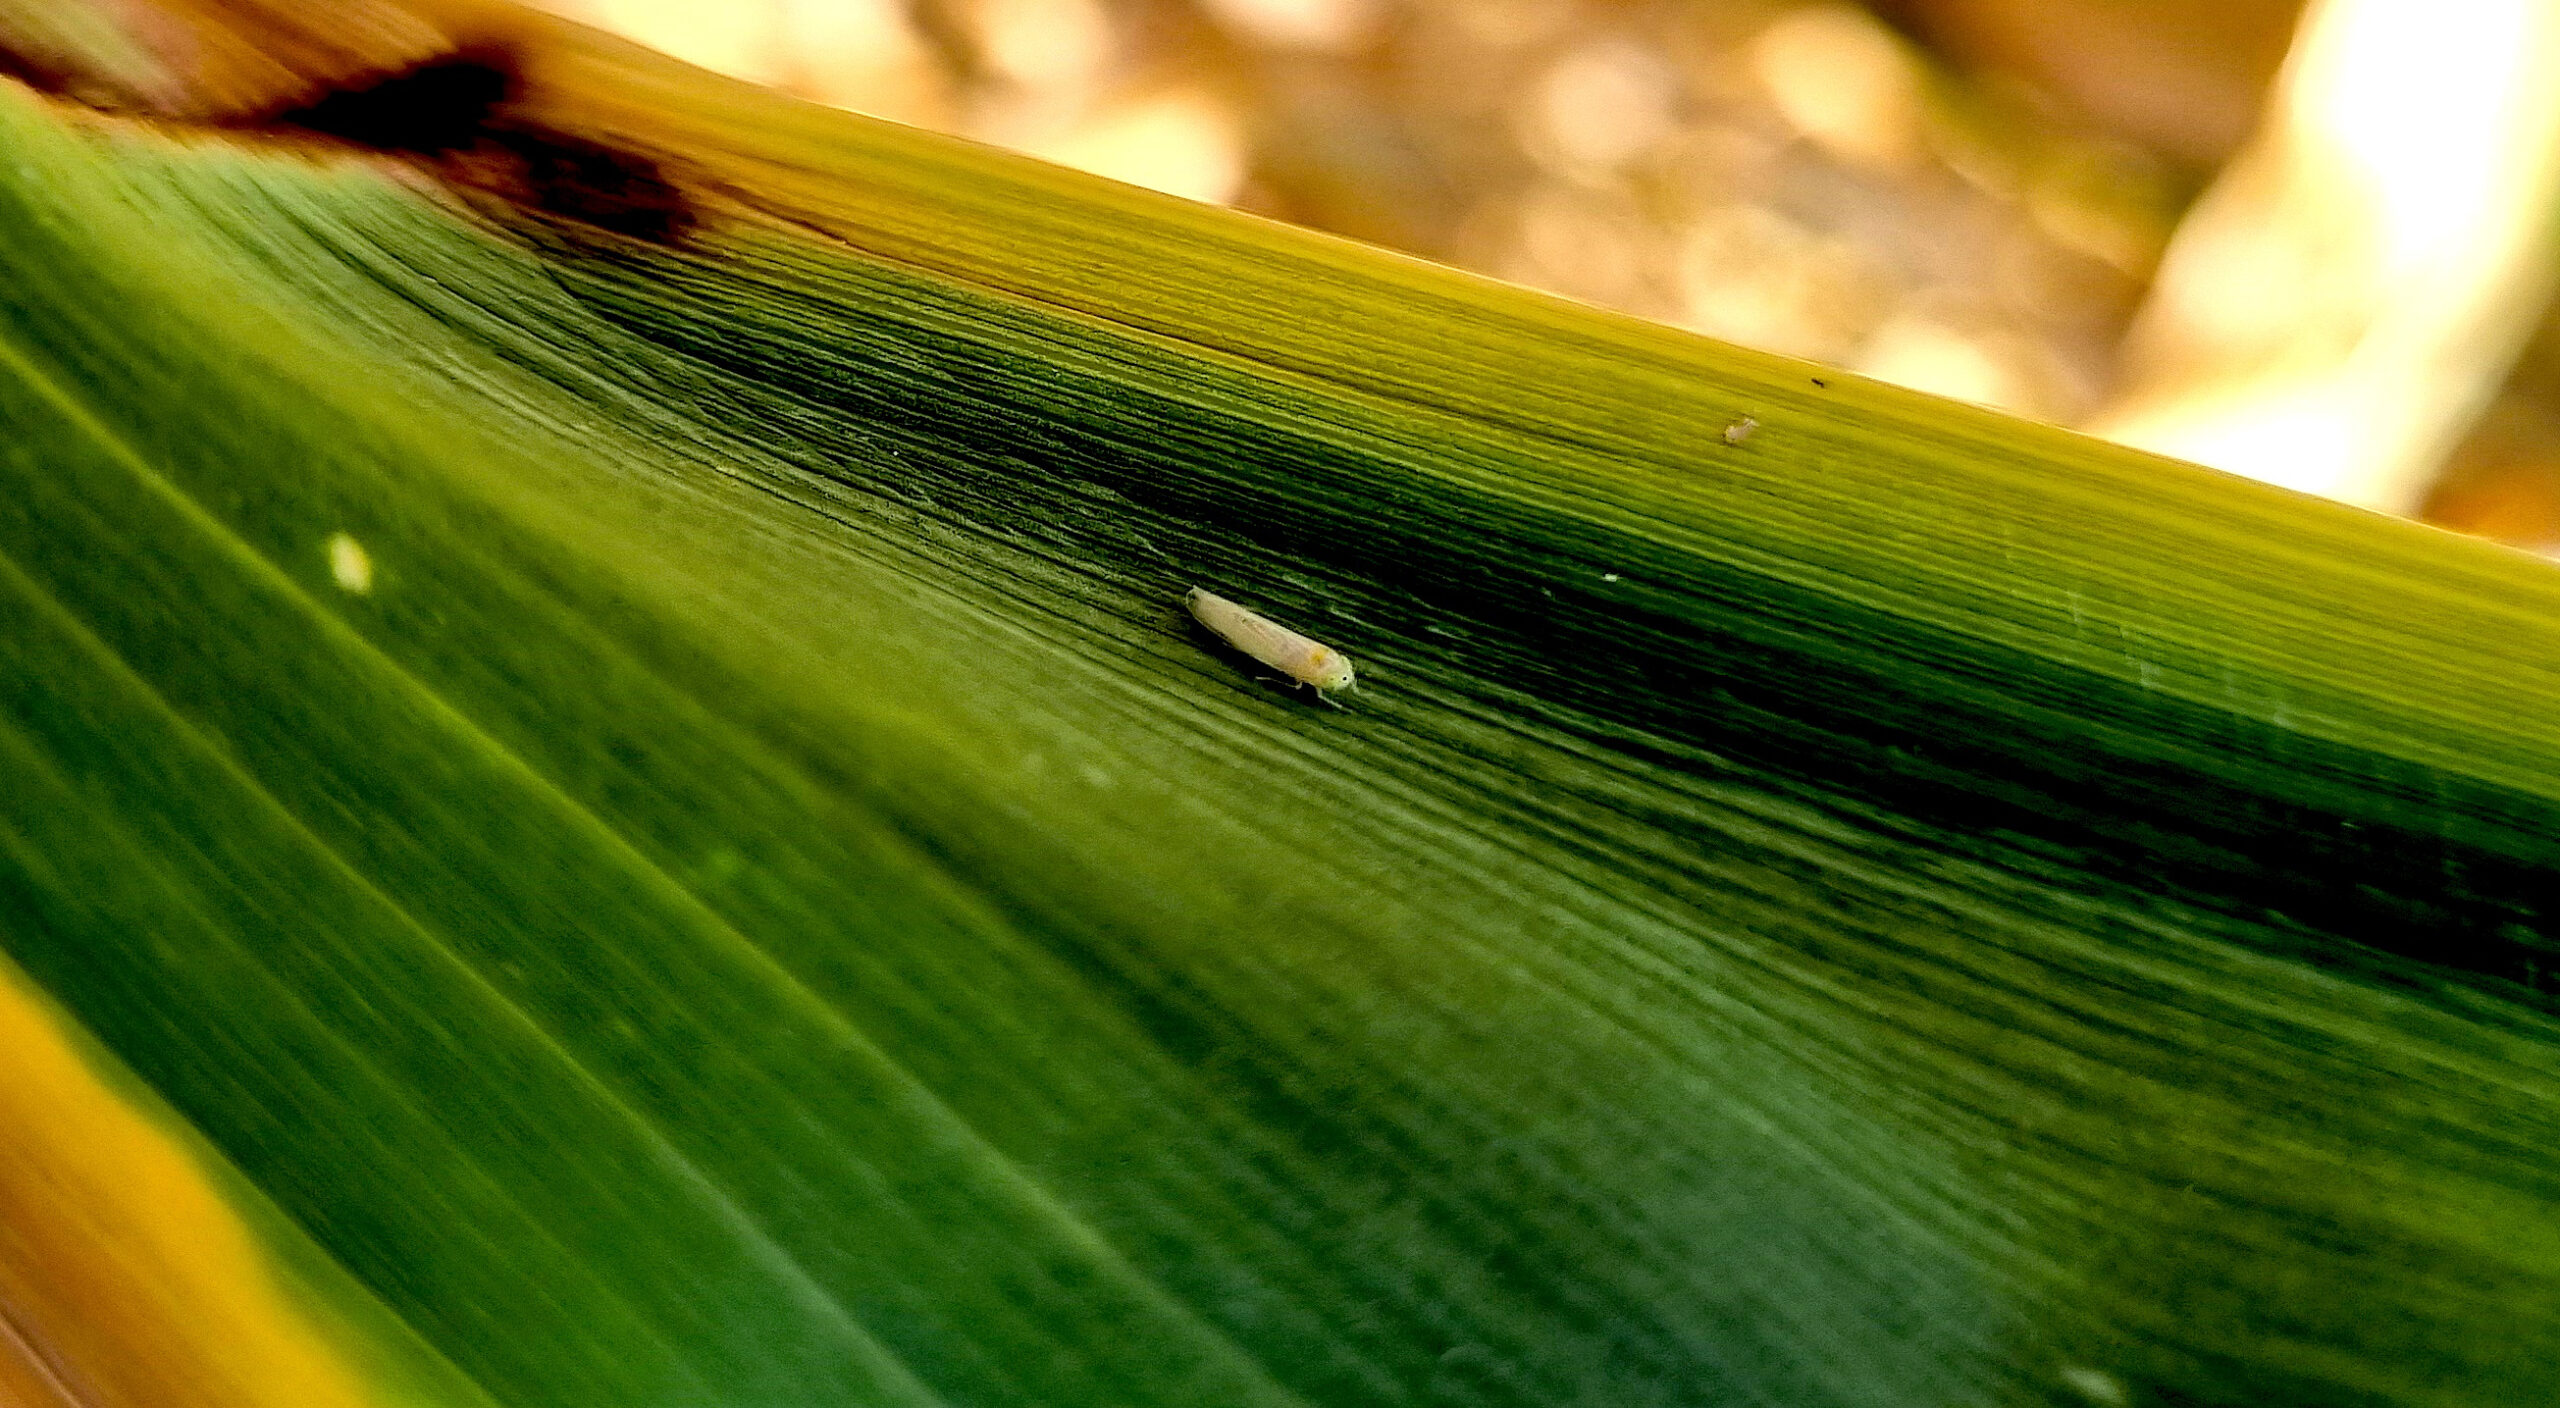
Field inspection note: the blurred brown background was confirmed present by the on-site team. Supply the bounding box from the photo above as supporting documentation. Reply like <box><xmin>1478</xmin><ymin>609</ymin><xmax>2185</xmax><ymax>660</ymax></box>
<box><xmin>527</xmin><ymin>0</ymin><xmax>2560</xmax><ymax>551</ymax></box>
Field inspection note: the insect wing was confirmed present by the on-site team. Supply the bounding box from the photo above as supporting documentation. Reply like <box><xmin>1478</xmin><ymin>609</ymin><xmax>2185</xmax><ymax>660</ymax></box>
<box><xmin>1228</xmin><ymin>607</ymin><xmax>1322</xmax><ymax>673</ymax></box>
<box><xmin>1190</xmin><ymin>589</ymin><xmax>1324</xmax><ymax>679</ymax></box>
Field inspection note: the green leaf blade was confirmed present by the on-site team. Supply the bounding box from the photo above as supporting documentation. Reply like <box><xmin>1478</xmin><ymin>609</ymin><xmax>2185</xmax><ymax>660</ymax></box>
<box><xmin>2</xmin><ymin>50</ymin><xmax>2558</xmax><ymax>1408</ymax></box>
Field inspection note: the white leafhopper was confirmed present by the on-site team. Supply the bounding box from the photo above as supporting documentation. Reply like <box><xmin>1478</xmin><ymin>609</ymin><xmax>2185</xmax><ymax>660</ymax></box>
<box><xmin>1186</xmin><ymin>587</ymin><xmax>1357</xmax><ymax>706</ymax></box>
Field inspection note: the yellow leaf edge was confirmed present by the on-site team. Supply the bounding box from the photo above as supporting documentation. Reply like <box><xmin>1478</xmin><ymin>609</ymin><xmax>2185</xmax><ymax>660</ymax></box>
<box><xmin>0</xmin><ymin>950</ymin><xmax>495</xmax><ymax>1408</ymax></box>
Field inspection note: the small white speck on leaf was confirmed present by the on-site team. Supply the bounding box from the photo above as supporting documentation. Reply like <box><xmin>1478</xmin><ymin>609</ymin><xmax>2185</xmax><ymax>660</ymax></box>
<box><xmin>1722</xmin><ymin>416</ymin><xmax>1759</xmax><ymax>445</ymax></box>
<box><xmin>2058</xmin><ymin>1365</ymin><xmax>2127</xmax><ymax>1407</ymax></box>
<box><xmin>326</xmin><ymin>533</ymin><xmax>373</xmax><ymax>594</ymax></box>
<box><xmin>1601</xmin><ymin>572</ymin><xmax>1622</xmax><ymax>582</ymax></box>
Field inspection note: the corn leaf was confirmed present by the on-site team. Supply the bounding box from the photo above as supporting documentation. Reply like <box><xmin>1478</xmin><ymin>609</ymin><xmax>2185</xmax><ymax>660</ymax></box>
<box><xmin>2</xmin><ymin>15</ymin><xmax>2557</xmax><ymax>1407</ymax></box>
